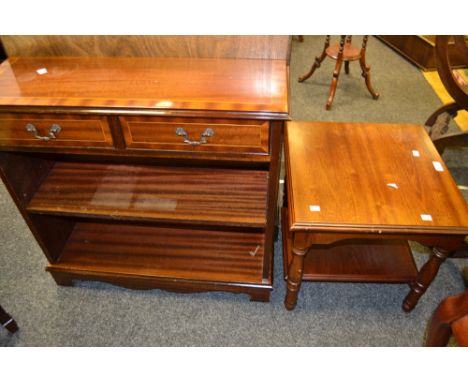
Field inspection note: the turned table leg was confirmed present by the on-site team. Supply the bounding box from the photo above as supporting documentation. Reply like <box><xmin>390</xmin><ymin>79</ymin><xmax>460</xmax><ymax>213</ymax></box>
<box><xmin>403</xmin><ymin>247</ymin><xmax>451</xmax><ymax>312</ymax></box>
<box><xmin>326</xmin><ymin>35</ymin><xmax>346</xmax><ymax>110</ymax></box>
<box><xmin>284</xmin><ymin>246</ymin><xmax>308</xmax><ymax>310</ymax></box>
<box><xmin>298</xmin><ymin>35</ymin><xmax>330</xmax><ymax>82</ymax></box>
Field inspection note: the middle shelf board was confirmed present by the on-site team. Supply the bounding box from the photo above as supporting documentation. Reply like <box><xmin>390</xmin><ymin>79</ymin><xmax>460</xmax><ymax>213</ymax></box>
<box><xmin>27</xmin><ymin>162</ymin><xmax>268</xmax><ymax>227</ymax></box>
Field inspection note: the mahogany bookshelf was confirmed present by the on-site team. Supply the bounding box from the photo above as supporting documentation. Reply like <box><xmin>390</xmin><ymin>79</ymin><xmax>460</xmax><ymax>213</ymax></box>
<box><xmin>0</xmin><ymin>50</ymin><xmax>290</xmax><ymax>302</ymax></box>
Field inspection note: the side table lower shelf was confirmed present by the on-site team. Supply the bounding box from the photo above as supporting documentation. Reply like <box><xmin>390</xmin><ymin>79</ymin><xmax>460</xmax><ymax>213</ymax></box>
<box><xmin>47</xmin><ymin>221</ymin><xmax>272</xmax><ymax>301</ymax></box>
<box><xmin>281</xmin><ymin>208</ymin><xmax>418</xmax><ymax>283</ymax></box>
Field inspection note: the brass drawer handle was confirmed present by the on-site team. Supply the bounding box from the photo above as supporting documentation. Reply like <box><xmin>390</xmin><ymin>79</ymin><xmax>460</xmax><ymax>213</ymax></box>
<box><xmin>25</xmin><ymin>123</ymin><xmax>61</xmax><ymax>141</ymax></box>
<box><xmin>175</xmin><ymin>127</ymin><xmax>214</xmax><ymax>145</ymax></box>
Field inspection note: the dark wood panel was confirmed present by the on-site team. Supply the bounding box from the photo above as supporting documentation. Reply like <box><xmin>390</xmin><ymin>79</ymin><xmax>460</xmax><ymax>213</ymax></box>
<box><xmin>263</xmin><ymin>121</ymin><xmax>282</xmax><ymax>279</ymax></box>
<box><xmin>49</xmin><ymin>222</ymin><xmax>266</xmax><ymax>284</ymax></box>
<box><xmin>0</xmin><ymin>57</ymin><xmax>289</xmax><ymax>114</ymax></box>
<box><xmin>377</xmin><ymin>35</ymin><xmax>467</xmax><ymax>70</ymax></box>
<box><xmin>281</xmin><ymin>209</ymin><xmax>418</xmax><ymax>282</ymax></box>
<box><xmin>28</xmin><ymin>162</ymin><xmax>269</xmax><ymax>227</ymax></box>
<box><xmin>0</xmin><ymin>152</ymin><xmax>75</xmax><ymax>262</ymax></box>
<box><xmin>1</xmin><ymin>36</ymin><xmax>291</xmax><ymax>60</ymax></box>
<box><xmin>121</xmin><ymin>116</ymin><xmax>270</xmax><ymax>156</ymax></box>
<box><xmin>29</xmin><ymin>214</ymin><xmax>76</xmax><ymax>263</ymax></box>
<box><xmin>0</xmin><ymin>113</ymin><xmax>113</xmax><ymax>148</ymax></box>
<box><xmin>0</xmin><ymin>151</ymin><xmax>54</xmax><ymax>205</ymax></box>
<box><xmin>0</xmin><ymin>40</ymin><xmax>6</xmax><ymax>62</ymax></box>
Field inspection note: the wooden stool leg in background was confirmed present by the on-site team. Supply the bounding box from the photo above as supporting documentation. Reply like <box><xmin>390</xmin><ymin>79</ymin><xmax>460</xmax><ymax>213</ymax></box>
<box><xmin>298</xmin><ymin>35</ymin><xmax>330</xmax><ymax>82</ymax></box>
<box><xmin>359</xmin><ymin>35</ymin><xmax>380</xmax><ymax>100</ymax></box>
<box><xmin>403</xmin><ymin>247</ymin><xmax>451</xmax><ymax>312</ymax></box>
<box><xmin>326</xmin><ymin>35</ymin><xmax>346</xmax><ymax>110</ymax></box>
<box><xmin>344</xmin><ymin>61</ymin><xmax>350</xmax><ymax>75</ymax></box>
<box><xmin>426</xmin><ymin>291</ymin><xmax>468</xmax><ymax>346</ymax></box>
<box><xmin>0</xmin><ymin>304</ymin><xmax>19</xmax><ymax>333</ymax></box>
<box><xmin>344</xmin><ymin>36</ymin><xmax>352</xmax><ymax>75</ymax></box>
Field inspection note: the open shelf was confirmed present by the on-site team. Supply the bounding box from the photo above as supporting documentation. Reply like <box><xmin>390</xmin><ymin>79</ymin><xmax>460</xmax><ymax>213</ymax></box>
<box><xmin>48</xmin><ymin>221</ymin><xmax>266</xmax><ymax>285</ymax></box>
<box><xmin>28</xmin><ymin>162</ymin><xmax>268</xmax><ymax>228</ymax></box>
<box><xmin>281</xmin><ymin>209</ymin><xmax>418</xmax><ymax>283</ymax></box>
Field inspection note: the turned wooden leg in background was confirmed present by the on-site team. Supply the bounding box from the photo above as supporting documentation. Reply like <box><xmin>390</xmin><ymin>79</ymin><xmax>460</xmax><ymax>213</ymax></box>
<box><xmin>298</xmin><ymin>35</ymin><xmax>330</xmax><ymax>83</ymax></box>
<box><xmin>326</xmin><ymin>35</ymin><xmax>346</xmax><ymax>110</ymax></box>
<box><xmin>284</xmin><ymin>246</ymin><xmax>307</xmax><ymax>310</ymax></box>
<box><xmin>359</xmin><ymin>35</ymin><xmax>379</xmax><ymax>100</ymax></box>
<box><xmin>403</xmin><ymin>247</ymin><xmax>451</xmax><ymax>312</ymax></box>
<box><xmin>344</xmin><ymin>38</ymin><xmax>351</xmax><ymax>75</ymax></box>
<box><xmin>0</xmin><ymin>304</ymin><xmax>19</xmax><ymax>333</ymax></box>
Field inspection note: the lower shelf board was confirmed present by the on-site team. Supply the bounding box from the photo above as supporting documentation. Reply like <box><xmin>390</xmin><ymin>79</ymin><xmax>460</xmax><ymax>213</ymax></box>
<box><xmin>47</xmin><ymin>222</ymin><xmax>271</xmax><ymax>298</ymax></box>
<box><xmin>281</xmin><ymin>209</ymin><xmax>418</xmax><ymax>283</ymax></box>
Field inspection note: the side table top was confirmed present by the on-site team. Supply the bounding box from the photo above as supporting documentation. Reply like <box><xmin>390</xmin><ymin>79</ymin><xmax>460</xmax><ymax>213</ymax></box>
<box><xmin>285</xmin><ymin>121</ymin><xmax>468</xmax><ymax>234</ymax></box>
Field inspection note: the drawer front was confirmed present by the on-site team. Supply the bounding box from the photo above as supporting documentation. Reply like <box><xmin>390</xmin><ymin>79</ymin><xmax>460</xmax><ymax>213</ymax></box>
<box><xmin>120</xmin><ymin>116</ymin><xmax>270</xmax><ymax>156</ymax></box>
<box><xmin>0</xmin><ymin>113</ymin><xmax>114</xmax><ymax>148</ymax></box>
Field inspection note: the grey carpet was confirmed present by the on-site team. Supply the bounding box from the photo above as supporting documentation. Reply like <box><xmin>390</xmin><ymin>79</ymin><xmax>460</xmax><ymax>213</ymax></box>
<box><xmin>1</xmin><ymin>36</ymin><xmax>466</xmax><ymax>346</ymax></box>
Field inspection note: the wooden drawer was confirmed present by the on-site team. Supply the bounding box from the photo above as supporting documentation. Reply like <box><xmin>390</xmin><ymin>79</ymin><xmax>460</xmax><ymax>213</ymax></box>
<box><xmin>120</xmin><ymin>116</ymin><xmax>270</xmax><ymax>156</ymax></box>
<box><xmin>0</xmin><ymin>113</ymin><xmax>114</xmax><ymax>148</ymax></box>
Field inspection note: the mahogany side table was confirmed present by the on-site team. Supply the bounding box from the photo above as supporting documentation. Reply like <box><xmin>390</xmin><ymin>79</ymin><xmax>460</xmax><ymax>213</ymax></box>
<box><xmin>282</xmin><ymin>121</ymin><xmax>468</xmax><ymax>311</ymax></box>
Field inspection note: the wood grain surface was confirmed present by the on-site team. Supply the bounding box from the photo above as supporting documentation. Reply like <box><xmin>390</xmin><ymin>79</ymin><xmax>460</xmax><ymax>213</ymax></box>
<box><xmin>121</xmin><ymin>116</ymin><xmax>270</xmax><ymax>155</ymax></box>
<box><xmin>0</xmin><ymin>38</ymin><xmax>287</xmax><ymax>299</ymax></box>
<box><xmin>285</xmin><ymin>121</ymin><xmax>468</xmax><ymax>234</ymax></box>
<box><xmin>0</xmin><ymin>113</ymin><xmax>113</xmax><ymax>148</ymax></box>
<box><xmin>48</xmin><ymin>222</ymin><xmax>266</xmax><ymax>284</ymax></box>
<box><xmin>0</xmin><ymin>56</ymin><xmax>289</xmax><ymax>114</ymax></box>
<box><xmin>1</xmin><ymin>35</ymin><xmax>291</xmax><ymax>60</ymax></box>
<box><xmin>28</xmin><ymin>162</ymin><xmax>269</xmax><ymax>227</ymax></box>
